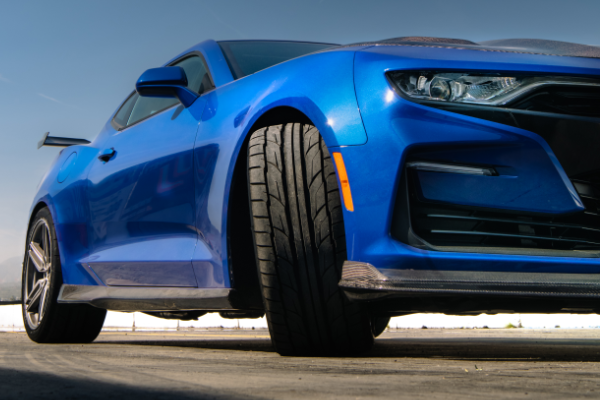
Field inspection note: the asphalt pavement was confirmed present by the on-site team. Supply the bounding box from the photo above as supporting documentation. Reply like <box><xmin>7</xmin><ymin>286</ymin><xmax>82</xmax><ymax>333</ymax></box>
<box><xmin>1</xmin><ymin>328</ymin><xmax>600</xmax><ymax>399</ymax></box>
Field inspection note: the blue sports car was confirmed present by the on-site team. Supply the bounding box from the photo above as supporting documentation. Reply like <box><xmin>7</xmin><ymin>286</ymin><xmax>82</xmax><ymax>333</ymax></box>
<box><xmin>24</xmin><ymin>37</ymin><xmax>600</xmax><ymax>355</ymax></box>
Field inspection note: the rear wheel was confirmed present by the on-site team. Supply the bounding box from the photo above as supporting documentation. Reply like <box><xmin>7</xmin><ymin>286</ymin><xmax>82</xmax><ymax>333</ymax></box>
<box><xmin>248</xmin><ymin>123</ymin><xmax>373</xmax><ymax>356</ymax></box>
<box><xmin>22</xmin><ymin>208</ymin><xmax>106</xmax><ymax>343</ymax></box>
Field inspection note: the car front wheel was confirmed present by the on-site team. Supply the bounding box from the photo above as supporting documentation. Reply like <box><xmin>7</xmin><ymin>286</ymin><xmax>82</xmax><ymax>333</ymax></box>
<box><xmin>248</xmin><ymin>123</ymin><xmax>374</xmax><ymax>356</ymax></box>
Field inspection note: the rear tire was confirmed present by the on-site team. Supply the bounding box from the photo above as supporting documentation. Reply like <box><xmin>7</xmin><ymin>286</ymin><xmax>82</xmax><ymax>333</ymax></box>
<box><xmin>248</xmin><ymin>123</ymin><xmax>373</xmax><ymax>356</ymax></box>
<box><xmin>22</xmin><ymin>208</ymin><xmax>106</xmax><ymax>343</ymax></box>
<box><xmin>371</xmin><ymin>316</ymin><xmax>391</xmax><ymax>337</ymax></box>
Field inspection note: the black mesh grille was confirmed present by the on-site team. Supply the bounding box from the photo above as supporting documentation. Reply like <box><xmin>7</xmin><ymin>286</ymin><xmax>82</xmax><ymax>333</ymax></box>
<box><xmin>511</xmin><ymin>86</ymin><xmax>600</xmax><ymax>118</ymax></box>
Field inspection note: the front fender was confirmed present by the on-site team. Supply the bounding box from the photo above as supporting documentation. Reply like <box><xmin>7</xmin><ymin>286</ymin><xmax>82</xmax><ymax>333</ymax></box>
<box><xmin>190</xmin><ymin>48</ymin><xmax>368</xmax><ymax>287</ymax></box>
<box><xmin>211</xmin><ymin>47</ymin><xmax>368</xmax><ymax>148</ymax></box>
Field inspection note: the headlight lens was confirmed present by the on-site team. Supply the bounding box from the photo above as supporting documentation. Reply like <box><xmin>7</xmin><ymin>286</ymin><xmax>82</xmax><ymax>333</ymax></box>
<box><xmin>388</xmin><ymin>71</ymin><xmax>600</xmax><ymax>106</ymax></box>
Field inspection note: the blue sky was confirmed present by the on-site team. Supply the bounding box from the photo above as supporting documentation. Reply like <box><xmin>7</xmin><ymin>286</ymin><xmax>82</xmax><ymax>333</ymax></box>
<box><xmin>1</xmin><ymin>0</ymin><xmax>600</xmax><ymax>283</ymax></box>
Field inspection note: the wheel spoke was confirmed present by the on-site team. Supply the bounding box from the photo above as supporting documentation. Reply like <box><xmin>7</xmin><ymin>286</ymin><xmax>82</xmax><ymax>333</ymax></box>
<box><xmin>42</xmin><ymin>228</ymin><xmax>50</xmax><ymax>265</ymax></box>
<box><xmin>24</xmin><ymin>221</ymin><xmax>53</xmax><ymax>329</ymax></box>
<box><xmin>28</xmin><ymin>242</ymin><xmax>47</xmax><ymax>273</ymax></box>
<box><xmin>26</xmin><ymin>278</ymin><xmax>46</xmax><ymax>313</ymax></box>
<box><xmin>38</xmin><ymin>284</ymin><xmax>49</xmax><ymax>319</ymax></box>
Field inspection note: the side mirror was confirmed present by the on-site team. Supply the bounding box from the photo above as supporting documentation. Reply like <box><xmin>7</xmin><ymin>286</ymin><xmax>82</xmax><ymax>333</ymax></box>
<box><xmin>135</xmin><ymin>66</ymin><xmax>199</xmax><ymax>108</ymax></box>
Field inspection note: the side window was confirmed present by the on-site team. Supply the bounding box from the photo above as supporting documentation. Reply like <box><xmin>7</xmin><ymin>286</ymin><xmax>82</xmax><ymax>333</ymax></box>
<box><xmin>112</xmin><ymin>54</ymin><xmax>213</xmax><ymax>129</ymax></box>
<box><xmin>127</xmin><ymin>96</ymin><xmax>179</xmax><ymax>126</ymax></box>
<box><xmin>176</xmin><ymin>56</ymin><xmax>214</xmax><ymax>94</ymax></box>
<box><xmin>112</xmin><ymin>92</ymin><xmax>139</xmax><ymax>129</ymax></box>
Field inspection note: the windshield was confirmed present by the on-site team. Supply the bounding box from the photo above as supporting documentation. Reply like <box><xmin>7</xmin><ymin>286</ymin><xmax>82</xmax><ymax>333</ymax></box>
<box><xmin>218</xmin><ymin>40</ymin><xmax>338</xmax><ymax>79</ymax></box>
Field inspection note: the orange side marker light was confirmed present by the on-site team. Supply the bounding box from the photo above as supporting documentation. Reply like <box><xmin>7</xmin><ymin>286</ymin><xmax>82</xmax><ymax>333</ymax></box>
<box><xmin>332</xmin><ymin>152</ymin><xmax>354</xmax><ymax>212</ymax></box>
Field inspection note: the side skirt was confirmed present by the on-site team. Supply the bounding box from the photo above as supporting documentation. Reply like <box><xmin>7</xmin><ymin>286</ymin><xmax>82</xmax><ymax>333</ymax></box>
<box><xmin>58</xmin><ymin>285</ymin><xmax>260</xmax><ymax>312</ymax></box>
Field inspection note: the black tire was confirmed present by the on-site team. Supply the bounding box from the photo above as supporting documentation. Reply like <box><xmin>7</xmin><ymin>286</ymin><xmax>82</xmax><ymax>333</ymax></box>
<box><xmin>371</xmin><ymin>316</ymin><xmax>390</xmax><ymax>337</ymax></box>
<box><xmin>248</xmin><ymin>123</ymin><xmax>374</xmax><ymax>356</ymax></box>
<box><xmin>22</xmin><ymin>208</ymin><xmax>106</xmax><ymax>343</ymax></box>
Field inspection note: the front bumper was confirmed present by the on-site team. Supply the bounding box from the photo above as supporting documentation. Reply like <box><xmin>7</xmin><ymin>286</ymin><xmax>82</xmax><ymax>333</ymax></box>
<box><xmin>330</xmin><ymin>46</ymin><xmax>600</xmax><ymax>310</ymax></box>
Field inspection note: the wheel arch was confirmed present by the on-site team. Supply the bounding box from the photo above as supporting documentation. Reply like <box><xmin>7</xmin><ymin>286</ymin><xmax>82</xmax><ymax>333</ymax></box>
<box><xmin>27</xmin><ymin>201</ymin><xmax>50</xmax><ymax>230</ymax></box>
<box><xmin>226</xmin><ymin>106</ymin><xmax>316</xmax><ymax>306</ymax></box>
<box><xmin>25</xmin><ymin>201</ymin><xmax>53</xmax><ymax>251</ymax></box>
<box><xmin>16</xmin><ymin>201</ymin><xmax>52</xmax><ymax>304</ymax></box>
<box><xmin>24</xmin><ymin>199</ymin><xmax>83</xmax><ymax>287</ymax></box>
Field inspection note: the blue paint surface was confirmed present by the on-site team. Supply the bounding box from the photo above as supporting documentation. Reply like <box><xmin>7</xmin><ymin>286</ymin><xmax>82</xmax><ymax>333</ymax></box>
<box><xmin>27</xmin><ymin>40</ymin><xmax>600</xmax><ymax>293</ymax></box>
<box><xmin>57</xmin><ymin>152</ymin><xmax>77</xmax><ymax>183</ymax></box>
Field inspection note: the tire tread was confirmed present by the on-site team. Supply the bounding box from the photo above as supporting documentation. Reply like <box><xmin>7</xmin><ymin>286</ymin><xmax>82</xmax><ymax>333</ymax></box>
<box><xmin>248</xmin><ymin>123</ymin><xmax>373</xmax><ymax>356</ymax></box>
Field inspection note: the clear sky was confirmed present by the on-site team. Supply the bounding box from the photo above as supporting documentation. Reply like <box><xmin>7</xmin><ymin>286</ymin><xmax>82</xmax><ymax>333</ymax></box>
<box><xmin>1</xmin><ymin>0</ymin><xmax>600</xmax><ymax>287</ymax></box>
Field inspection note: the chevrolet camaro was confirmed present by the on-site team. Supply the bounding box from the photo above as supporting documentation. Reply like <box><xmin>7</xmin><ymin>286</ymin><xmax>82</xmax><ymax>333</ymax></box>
<box><xmin>23</xmin><ymin>37</ymin><xmax>600</xmax><ymax>355</ymax></box>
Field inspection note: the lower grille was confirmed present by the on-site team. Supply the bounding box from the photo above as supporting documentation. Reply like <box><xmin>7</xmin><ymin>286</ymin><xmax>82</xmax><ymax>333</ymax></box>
<box><xmin>407</xmin><ymin>172</ymin><xmax>600</xmax><ymax>255</ymax></box>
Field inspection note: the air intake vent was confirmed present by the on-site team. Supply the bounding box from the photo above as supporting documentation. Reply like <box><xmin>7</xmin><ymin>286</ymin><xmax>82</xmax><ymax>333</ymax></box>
<box><xmin>405</xmin><ymin>174</ymin><xmax>600</xmax><ymax>256</ymax></box>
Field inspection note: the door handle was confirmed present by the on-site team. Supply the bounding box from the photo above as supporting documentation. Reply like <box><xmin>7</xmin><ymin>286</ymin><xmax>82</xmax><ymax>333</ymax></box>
<box><xmin>98</xmin><ymin>148</ymin><xmax>116</xmax><ymax>163</ymax></box>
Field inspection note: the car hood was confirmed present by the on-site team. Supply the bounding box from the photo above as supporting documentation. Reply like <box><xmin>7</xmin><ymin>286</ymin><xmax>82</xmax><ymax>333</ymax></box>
<box><xmin>344</xmin><ymin>37</ymin><xmax>600</xmax><ymax>60</ymax></box>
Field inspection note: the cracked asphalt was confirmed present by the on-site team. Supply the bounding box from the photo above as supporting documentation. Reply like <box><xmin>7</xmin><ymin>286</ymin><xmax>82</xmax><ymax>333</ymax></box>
<box><xmin>1</xmin><ymin>328</ymin><xmax>600</xmax><ymax>399</ymax></box>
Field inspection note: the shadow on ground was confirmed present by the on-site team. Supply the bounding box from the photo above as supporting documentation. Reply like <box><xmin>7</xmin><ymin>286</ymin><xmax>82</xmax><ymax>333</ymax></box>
<box><xmin>96</xmin><ymin>335</ymin><xmax>600</xmax><ymax>361</ymax></box>
<box><xmin>369</xmin><ymin>337</ymin><xmax>600</xmax><ymax>361</ymax></box>
<box><xmin>97</xmin><ymin>338</ymin><xmax>275</xmax><ymax>353</ymax></box>
<box><xmin>0</xmin><ymin>367</ymin><xmax>262</xmax><ymax>400</ymax></box>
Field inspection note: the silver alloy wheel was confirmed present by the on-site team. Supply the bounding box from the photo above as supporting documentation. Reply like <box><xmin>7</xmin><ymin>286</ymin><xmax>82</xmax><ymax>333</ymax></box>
<box><xmin>23</xmin><ymin>219</ymin><xmax>53</xmax><ymax>329</ymax></box>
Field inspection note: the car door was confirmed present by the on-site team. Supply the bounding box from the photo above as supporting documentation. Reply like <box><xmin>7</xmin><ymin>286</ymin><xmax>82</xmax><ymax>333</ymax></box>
<box><xmin>84</xmin><ymin>55</ymin><xmax>213</xmax><ymax>288</ymax></box>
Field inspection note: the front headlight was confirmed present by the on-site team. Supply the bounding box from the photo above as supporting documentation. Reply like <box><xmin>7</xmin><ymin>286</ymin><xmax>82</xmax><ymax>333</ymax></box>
<box><xmin>387</xmin><ymin>71</ymin><xmax>600</xmax><ymax>106</ymax></box>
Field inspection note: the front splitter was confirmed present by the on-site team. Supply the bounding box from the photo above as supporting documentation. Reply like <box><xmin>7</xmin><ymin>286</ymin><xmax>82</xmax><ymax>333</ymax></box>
<box><xmin>339</xmin><ymin>261</ymin><xmax>600</xmax><ymax>300</ymax></box>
